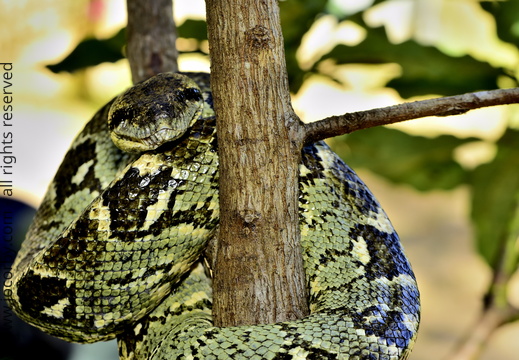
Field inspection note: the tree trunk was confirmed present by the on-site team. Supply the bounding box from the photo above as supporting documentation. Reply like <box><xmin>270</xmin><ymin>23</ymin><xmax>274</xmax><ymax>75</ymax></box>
<box><xmin>126</xmin><ymin>0</ymin><xmax>178</xmax><ymax>83</ymax></box>
<box><xmin>206</xmin><ymin>0</ymin><xmax>309</xmax><ymax>327</ymax></box>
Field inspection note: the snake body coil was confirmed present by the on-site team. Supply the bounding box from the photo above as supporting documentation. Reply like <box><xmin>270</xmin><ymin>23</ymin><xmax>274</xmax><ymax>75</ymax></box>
<box><xmin>6</xmin><ymin>73</ymin><xmax>419</xmax><ymax>359</ymax></box>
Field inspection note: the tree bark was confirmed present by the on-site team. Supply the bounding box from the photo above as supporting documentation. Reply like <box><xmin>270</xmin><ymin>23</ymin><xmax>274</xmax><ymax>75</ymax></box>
<box><xmin>126</xmin><ymin>0</ymin><xmax>178</xmax><ymax>83</ymax></box>
<box><xmin>206</xmin><ymin>0</ymin><xmax>308</xmax><ymax>327</ymax></box>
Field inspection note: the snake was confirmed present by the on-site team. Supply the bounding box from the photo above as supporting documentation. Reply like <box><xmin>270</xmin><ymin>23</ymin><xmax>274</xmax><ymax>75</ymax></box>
<box><xmin>5</xmin><ymin>72</ymin><xmax>420</xmax><ymax>359</ymax></box>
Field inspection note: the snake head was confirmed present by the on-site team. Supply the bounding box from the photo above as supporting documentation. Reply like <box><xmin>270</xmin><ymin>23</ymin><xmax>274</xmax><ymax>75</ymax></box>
<box><xmin>108</xmin><ymin>73</ymin><xmax>204</xmax><ymax>153</ymax></box>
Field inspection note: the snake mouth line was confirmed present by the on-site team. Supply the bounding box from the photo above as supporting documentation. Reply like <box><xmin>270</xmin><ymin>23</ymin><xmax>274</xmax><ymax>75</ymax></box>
<box><xmin>113</xmin><ymin>128</ymin><xmax>179</xmax><ymax>152</ymax></box>
<box><xmin>140</xmin><ymin>128</ymin><xmax>179</xmax><ymax>148</ymax></box>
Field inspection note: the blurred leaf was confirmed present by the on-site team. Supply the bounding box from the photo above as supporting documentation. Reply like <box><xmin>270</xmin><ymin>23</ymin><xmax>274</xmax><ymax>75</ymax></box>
<box><xmin>480</xmin><ymin>1</ymin><xmax>519</xmax><ymax>47</ymax></box>
<box><xmin>280</xmin><ymin>0</ymin><xmax>327</xmax><ymax>92</ymax></box>
<box><xmin>502</xmin><ymin>199</ymin><xmax>519</xmax><ymax>276</ymax></box>
<box><xmin>471</xmin><ymin>128</ymin><xmax>519</xmax><ymax>268</ymax></box>
<box><xmin>280</xmin><ymin>0</ymin><xmax>326</xmax><ymax>47</ymax></box>
<box><xmin>316</xmin><ymin>26</ymin><xmax>503</xmax><ymax>97</ymax></box>
<box><xmin>47</xmin><ymin>28</ymin><xmax>126</xmax><ymax>73</ymax></box>
<box><xmin>46</xmin><ymin>19</ymin><xmax>210</xmax><ymax>74</ymax></box>
<box><xmin>330</xmin><ymin>126</ymin><xmax>476</xmax><ymax>191</ymax></box>
<box><xmin>177</xmin><ymin>19</ymin><xmax>207</xmax><ymax>41</ymax></box>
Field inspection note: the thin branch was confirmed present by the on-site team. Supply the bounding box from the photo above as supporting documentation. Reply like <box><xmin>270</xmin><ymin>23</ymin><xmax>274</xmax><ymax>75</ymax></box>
<box><xmin>448</xmin><ymin>200</ymin><xmax>519</xmax><ymax>360</ymax></box>
<box><xmin>304</xmin><ymin>88</ymin><xmax>519</xmax><ymax>144</ymax></box>
<box><xmin>126</xmin><ymin>0</ymin><xmax>178</xmax><ymax>84</ymax></box>
<box><xmin>446</xmin><ymin>305</ymin><xmax>519</xmax><ymax>360</ymax></box>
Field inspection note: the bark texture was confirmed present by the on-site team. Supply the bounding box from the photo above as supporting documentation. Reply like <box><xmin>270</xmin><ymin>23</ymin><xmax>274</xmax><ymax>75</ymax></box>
<box><xmin>206</xmin><ymin>0</ymin><xmax>309</xmax><ymax>327</ymax></box>
<box><xmin>126</xmin><ymin>0</ymin><xmax>178</xmax><ymax>83</ymax></box>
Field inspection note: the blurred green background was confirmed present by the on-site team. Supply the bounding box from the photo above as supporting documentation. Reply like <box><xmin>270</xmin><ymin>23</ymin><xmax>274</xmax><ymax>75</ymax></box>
<box><xmin>1</xmin><ymin>0</ymin><xmax>519</xmax><ymax>359</ymax></box>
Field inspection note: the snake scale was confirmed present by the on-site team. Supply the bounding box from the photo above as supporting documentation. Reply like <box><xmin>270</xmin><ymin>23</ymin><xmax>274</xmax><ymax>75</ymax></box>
<box><xmin>6</xmin><ymin>72</ymin><xmax>420</xmax><ymax>359</ymax></box>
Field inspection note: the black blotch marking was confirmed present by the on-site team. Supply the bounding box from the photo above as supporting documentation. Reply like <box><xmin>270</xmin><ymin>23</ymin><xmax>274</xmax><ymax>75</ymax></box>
<box><xmin>318</xmin><ymin>248</ymin><xmax>350</xmax><ymax>265</ymax></box>
<box><xmin>328</xmin><ymin>155</ymin><xmax>380</xmax><ymax>216</ymax></box>
<box><xmin>348</xmin><ymin>224</ymin><xmax>412</xmax><ymax>281</ymax></box>
<box><xmin>298</xmin><ymin>143</ymin><xmax>327</xmax><ymax>216</ymax></box>
<box><xmin>275</xmin><ymin>323</ymin><xmax>342</xmax><ymax>359</ymax></box>
<box><xmin>202</xmin><ymin>328</ymin><xmax>218</xmax><ymax>340</ymax></box>
<box><xmin>52</xmin><ymin>139</ymin><xmax>101</xmax><ymax>209</ymax></box>
<box><xmin>39</xmin><ymin>103</ymin><xmax>132</xmax><ymax>234</ymax></box>
<box><xmin>43</xmin><ymin>100</ymin><xmax>128</xmax><ymax>225</ymax></box>
<box><xmin>145</xmin><ymin>189</ymin><xmax>218</xmax><ymax>237</ymax></box>
<box><xmin>352</xmin><ymin>306</ymin><xmax>413</xmax><ymax>350</ymax></box>
<box><xmin>301</xmin><ymin>143</ymin><xmax>326</xmax><ymax>173</ymax></box>
<box><xmin>102</xmin><ymin>165</ymin><xmax>173</xmax><ymax>236</ymax></box>
<box><xmin>17</xmin><ymin>270</ymin><xmax>77</xmax><ymax>323</ymax></box>
<box><xmin>177</xmin><ymin>87</ymin><xmax>202</xmax><ymax>102</ymax></box>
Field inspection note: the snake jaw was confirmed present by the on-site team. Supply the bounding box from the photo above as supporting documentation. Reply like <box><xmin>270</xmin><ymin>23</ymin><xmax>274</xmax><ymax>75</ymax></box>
<box><xmin>109</xmin><ymin>108</ymin><xmax>202</xmax><ymax>153</ymax></box>
<box><xmin>110</xmin><ymin>127</ymin><xmax>179</xmax><ymax>153</ymax></box>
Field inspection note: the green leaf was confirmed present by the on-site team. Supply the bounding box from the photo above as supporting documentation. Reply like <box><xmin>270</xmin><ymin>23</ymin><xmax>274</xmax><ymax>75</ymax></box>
<box><xmin>47</xmin><ymin>28</ymin><xmax>126</xmax><ymax>73</ymax></box>
<box><xmin>177</xmin><ymin>19</ymin><xmax>207</xmax><ymax>41</ymax></box>
<box><xmin>280</xmin><ymin>0</ymin><xmax>328</xmax><ymax>92</ymax></box>
<box><xmin>47</xmin><ymin>19</ymin><xmax>209</xmax><ymax>74</ymax></box>
<box><xmin>502</xmin><ymin>198</ymin><xmax>519</xmax><ymax>276</ymax></box>
<box><xmin>316</xmin><ymin>26</ymin><xmax>503</xmax><ymax>97</ymax></box>
<box><xmin>330</xmin><ymin>126</ymin><xmax>475</xmax><ymax>191</ymax></box>
<box><xmin>481</xmin><ymin>1</ymin><xmax>519</xmax><ymax>47</ymax></box>
<box><xmin>470</xmin><ymin>128</ymin><xmax>519</xmax><ymax>268</ymax></box>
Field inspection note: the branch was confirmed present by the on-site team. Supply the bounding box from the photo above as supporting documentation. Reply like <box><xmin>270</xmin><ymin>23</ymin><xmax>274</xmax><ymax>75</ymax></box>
<box><xmin>447</xmin><ymin>305</ymin><xmax>519</xmax><ymax>360</ymax></box>
<box><xmin>126</xmin><ymin>0</ymin><xmax>178</xmax><ymax>83</ymax></box>
<box><xmin>448</xmin><ymin>199</ymin><xmax>519</xmax><ymax>360</ymax></box>
<box><xmin>304</xmin><ymin>88</ymin><xmax>519</xmax><ymax>144</ymax></box>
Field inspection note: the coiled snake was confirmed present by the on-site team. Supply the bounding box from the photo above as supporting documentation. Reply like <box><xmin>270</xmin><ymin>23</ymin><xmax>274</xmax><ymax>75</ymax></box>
<box><xmin>6</xmin><ymin>73</ymin><xmax>420</xmax><ymax>359</ymax></box>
